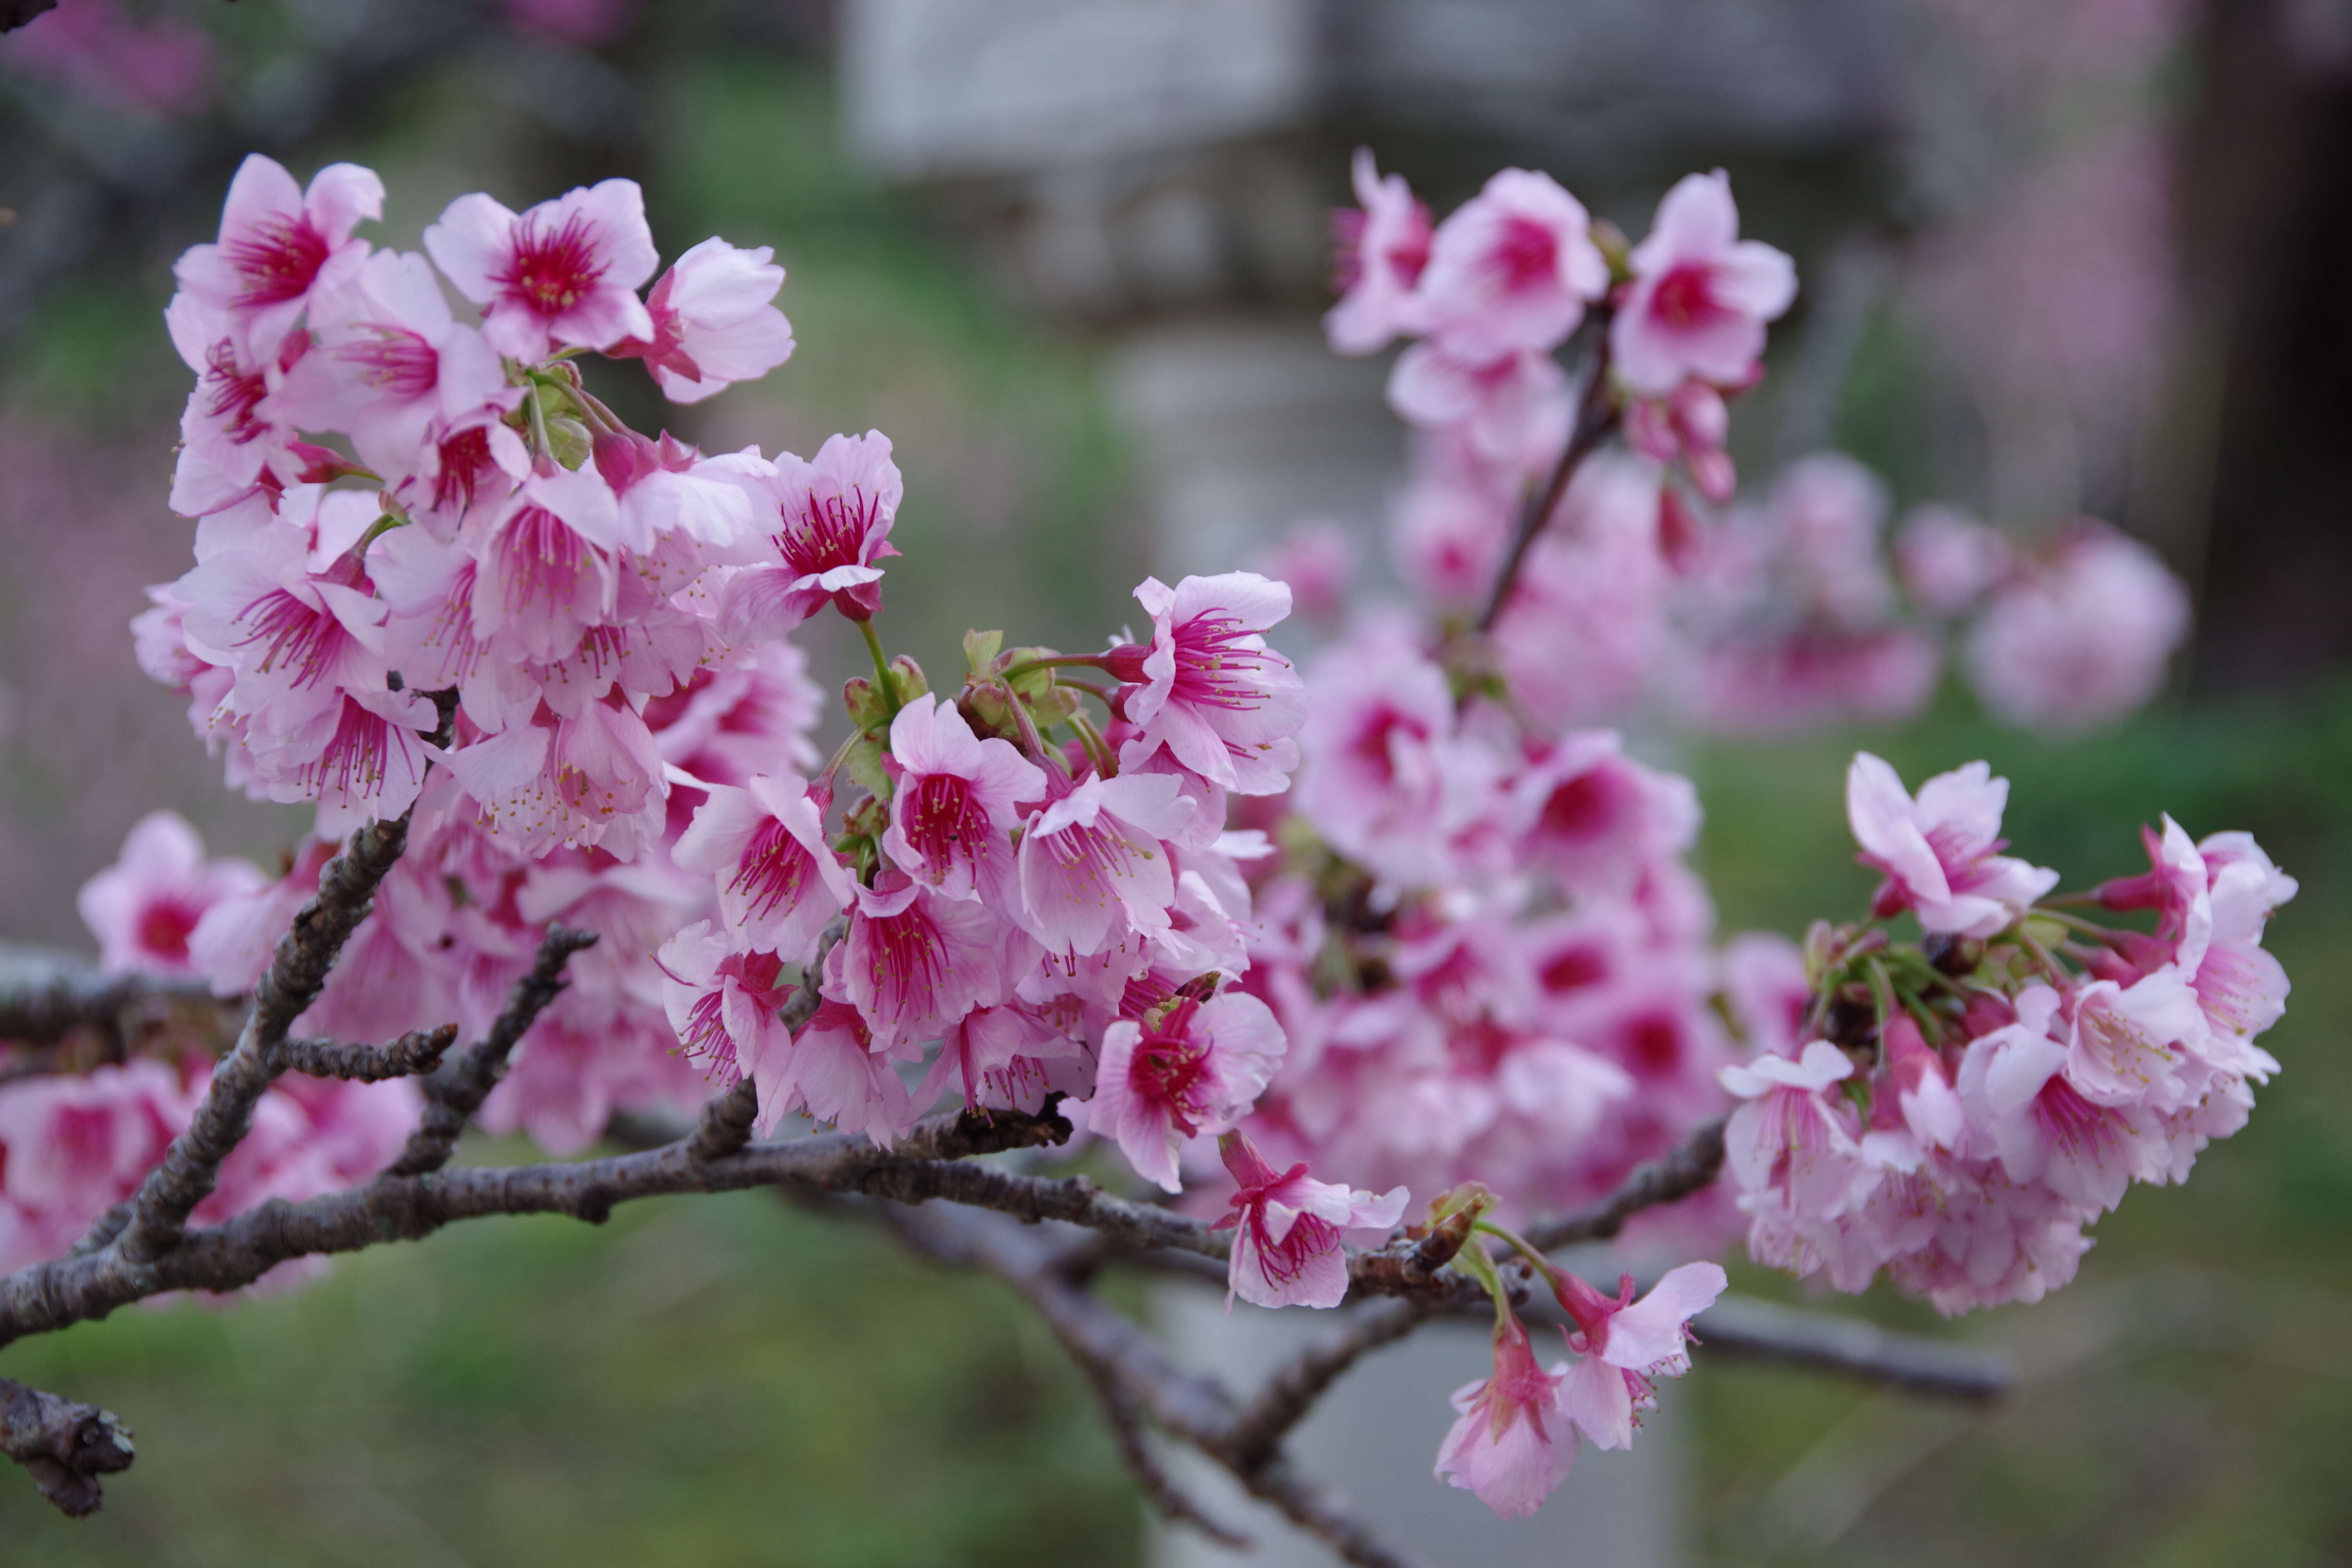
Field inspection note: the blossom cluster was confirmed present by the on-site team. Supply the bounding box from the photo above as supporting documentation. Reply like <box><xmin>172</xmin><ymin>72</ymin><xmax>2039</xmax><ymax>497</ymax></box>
<box><xmin>1720</xmin><ymin>754</ymin><xmax>2292</xmax><ymax>1314</ymax></box>
<box><xmin>1321</xmin><ymin>157</ymin><xmax>2189</xmax><ymax>738</ymax></box>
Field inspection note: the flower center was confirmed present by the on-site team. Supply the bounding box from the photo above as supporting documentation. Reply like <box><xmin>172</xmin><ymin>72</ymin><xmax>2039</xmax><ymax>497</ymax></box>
<box><xmin>224</xmin><ymin>213</ymin><xmax>331</xmax><ymax>307</ymax></box>
<box><xmin>497</xmin><ymin>212</ymin><xmax>608</xmax><ymax>316</ymax></box>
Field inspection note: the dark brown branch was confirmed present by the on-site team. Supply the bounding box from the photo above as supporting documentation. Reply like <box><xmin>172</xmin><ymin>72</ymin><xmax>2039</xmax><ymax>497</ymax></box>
<box><xmin>1472</xmin><ymin>328</ymin><xmax>1622</xmax><ymax>634</ymax></box>
<box><xmin>279</xmin><ymin>1024</ymin><xmax>458</xmax><ymax>1083</ymax></box>
<box><xmin>0</xmin><ymin>953</ymin><xmax>226</xmax><ymax>1048</ymax></box>
<box><xmin>1692</xmin><ymin>1294</ymin><xmax>2013</xmax><ymax>1402</ymax></box>
<box><xmin>688</xmin><ymin>918</ymin><xmax>840</xmax><ymax>1163</ymax></box>
<box><xmin>112</xmin><ymin>811</ymin><xmax>414</xmax><ymax>1265</ymax></box>
<box><xmin>1519</xmin><ymin>1118</ymin><xmax>1726</xmax><ymax>1252</ymax></box>
<box><xmin>387</xmin><ymin>928</ymin><xmax>596</xmax><ymax>1178</ymax></box>
<box><xmin>0</xmin><ymin>1105</ymin><xmax>1073</xmax><ymax>1347</ymax></box>
<box><xmin>891</xmin><ymin>1203</ymin><xmax>1428</xmax><ymax>1568</ymax></box>
<box><xmin>1225</xmin><ymin>1300</ymin><xmax>1433</xmax><ymax>1472</ymax></box>
<box><xmin>0</xmin><ymin>1376</ymin><xmax>133</xmax><ymax>1518</ymax></box>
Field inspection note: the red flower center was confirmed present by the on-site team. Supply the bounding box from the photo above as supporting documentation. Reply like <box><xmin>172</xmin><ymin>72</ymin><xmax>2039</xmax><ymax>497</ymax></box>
<box><xmin>497</xmin><ymin>212</ymin><xmax>608</xmax><ymax>316</ymax></box>
<box><xmin>224</xmin><ymin>213</ymin><xmax>331</xmax><ymax>307</ymax></box>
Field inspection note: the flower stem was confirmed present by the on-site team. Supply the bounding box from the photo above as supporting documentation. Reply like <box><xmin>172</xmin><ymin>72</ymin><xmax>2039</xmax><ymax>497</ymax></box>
<box><xmin>1473</xmin><ymin>318</ymin><xmax>1621</xmax><ymax>634</ymax></box>
<box><xmin>1002</xmin><ymin>654</ymin><xmax>1113</xmax><ymax>683</ymax></box>
<box><xmin>858</xmin><ymin>619</ymin><xmax>901</xmax><ymax>717</ymax></box>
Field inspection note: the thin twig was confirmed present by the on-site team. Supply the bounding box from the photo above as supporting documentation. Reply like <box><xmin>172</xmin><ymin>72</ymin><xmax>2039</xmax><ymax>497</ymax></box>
<box><xmin>0</xmin><ymin>1376</ymin><xmax>134</xmax><ymax>1519</ymax></box>
<box><xmin>1472</xmin><ymin>330</ymin><xmax>1622</xmax><ymax>634</ymax></box>
<box><xmin>279</xmin><ymin>1024</ymin><xmax>458</xmax><ymax>1083</ymax></box>
<box><xmin>111</xmin><ymin>810</ymin><xmax>415</xmax><ymax>1265</ymax></box>
<box><xmin>387</xmin><ymin>929</ymin><xmax>596</xmax><ymax>1178</ymax></box>
<box><xmin>1519</xmin><ymin>1117</ymin><xmax>1726</xmax><ymax>1252</ymax></box>
<box><xmin>0</xmin><ymin>948</ymin><xmax>228</xmax><ymax>1047</ymax></box>
<box><xmin>1225</xmin><ymin>1299</ymin><xmax>1433</xmax><ymax>1472</ymax></box>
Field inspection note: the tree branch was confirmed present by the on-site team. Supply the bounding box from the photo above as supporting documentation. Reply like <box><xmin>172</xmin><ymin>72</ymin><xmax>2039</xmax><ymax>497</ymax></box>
<box><xmin>1519</xmin><ymin>1117</ymin><xmax>1726</xmax><ymax>1252</ymax></box>
<box><xmin>387</xmin><ymin>928</ymin><xmax>595</xmax><ymax>1178</ymax></box>
<box><xmin>1473</xmin><ymin>329</ymin><xmax>1622</xmax><ymax>634</ymax></box>
<box><xmin>279</xmin><ymin>1024</ymin><xmax>457</xmax><ymax>1083</ymax></box>
<box><xmin>111</xmin><ymin>810</ymin><xmax>414</xmax><ymax>1265</ymax></box>
<box><xmin>1691</xmin><ymin>1294</ymin><xmax>2013</xmax><ymax>1402</ymax></box>
<box><xmin>0</xmin><ymin>947</ymin><xmax>227</xmax><ymax>1048</ymax></box>
<box><xmin>1225</xmin><ymin>1299</ymin><xmax>1433</xmax><ymax>1473</ymax></box>
<box><xmin>0</xmin><ymin>1376</ymin><xmax>133</xmax><ymax>1518</ymax></box>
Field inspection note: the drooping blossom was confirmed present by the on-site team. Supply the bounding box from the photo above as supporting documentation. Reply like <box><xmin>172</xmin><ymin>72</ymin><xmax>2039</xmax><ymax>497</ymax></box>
<box><xmin>610</xmin><ymin>236</ymin><xmax>795</xmax><ymax>403</ymax></box>
<box><xmin>76</xmin><ymin>812</ymin><xmax>269</xmax><ymax>979</ymax></box>
<box><xmin>1719</xmin><ymin>1039</ymin><xmax>1864</xmax><ymax>1225</ymax></box>
<box><xmin>1213</xmin><ymin>1131</ymin><xmax>1406</xmax><ymax>1309</ymax></box>
<box><xmin>656</xmin><ymin>920</ymin><xmax>795</xmax><ymax>1103</ymax></box>
<box><xmin>1965</xmin><ymin>523</ymin><xmax>2190</xmax><ymax>733</ymax></box>
<box><xmin>1433</xmin><ymin>1315</ymin><xmax>1576</xmax><ymax>1519</ymax></box>
<box><xmin>784</xmin><ymin>998</ymin><xmax>918</xmax><ymax>1147</ymax></box>
<box><xmin>1846</xmin><ymin>753</ymin><xmax>2059</xmax><ymax>938</ymax></box>
<box><xmin>671</xmin><ymin>774</ymin><xmax>856</xmax><ymax>960</ymax></box>
<box><xmin>1548</xmin><ymin>1262</ymin><xmax>1728</xmax><ymax>1449</ymax></box>
<box><xmin>425</xmin><ymin>178</ymin><xmax>659</xmax><ymax>360</ymax></box>
<box><xmin>1085</xmin><ymin>991</ymin><xmax>1287</xmax><ymax>1192</ymax></box>
<box><xmin>720</xmin><ymin>430</ymin><xmax>904</xmax><ymax>635</ymax></box>
<box><xmin>915</xmin><ymin>1004</ymin><xmax>1083</xmax><ymax>1116</ymax></box>
<box><xmin>1325</xmin><ymin>148</ymin><xmax>1431</xmax><ymax>355</ymax></box>
<box><xmin>1110</xmin><ymin>572</ymin><xmax>1306</xmax><ymax>795</ymax></box>
<box><xmin>1412</xmin><ymin>168</ymin><xmax>1609</xmax><ymax>361</ymax></box>
<box><xmin>172</xmin><ymin>154</ymin><xmax>382</xmax><ymax>356</ymax></box>
<box><xmin>1610</xmin><ymin>171</ymin><xmax>1796</xmax><ymax>397</ymax></box>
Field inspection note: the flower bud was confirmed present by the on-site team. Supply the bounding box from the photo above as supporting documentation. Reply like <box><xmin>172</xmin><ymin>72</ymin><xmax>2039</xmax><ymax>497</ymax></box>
<box><xmin>1102</xmin><ymin>642</ymin><xmax>1152</xmax><ymax>684</ymax></box>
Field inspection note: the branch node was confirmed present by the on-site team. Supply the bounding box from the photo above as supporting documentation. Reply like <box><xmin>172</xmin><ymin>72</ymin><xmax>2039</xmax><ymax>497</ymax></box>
<box><xmin>0</xmin><ymin>1376</ymin><xmax>134</xmax><ymax>1519</ymax></box>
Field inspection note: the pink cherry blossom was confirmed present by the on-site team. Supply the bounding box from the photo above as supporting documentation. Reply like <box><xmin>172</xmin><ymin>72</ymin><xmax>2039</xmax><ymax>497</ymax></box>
<box><xmin>443</xmin><ymin>697</ymin><xmax>668</xmax><ymax>857</ymax></box>
<box><xmin>590</xmin><ymin>430</ymin><xmax>764</xmax><ymax>555</ymax></box>
<box><xmin>1958</xmin><ymin>987</ymin><xmax>2167</xmax><ymax>1213</ymax></box>
<box><xmin>1385</xmin><ymin>342</ymin><xmax>1573</xmax><ymax>467</ymax></box>
<box><xmin>1085</xmin><ymin>991</ymin><xmax>1286</xmax><ymax>1192</ymax></box>
<box><xmin>1507</xmin><ymin>732</ymin><xmax>1699</xmax><ymax>901</ymax></box>
<box><xmin>164</xmin><ymin>294</ymin><xmax>303</xmax><ymax>515</ymax></box>
<box><xmin>1213</xmin><ymin>1131</ymin><xmax>1406</xmax><ymax>1309</ymax></box>
<box><xmin>1110</xmin><ymin>572</ymin><xmax>1306</xmax><ymax>796</ymax></box>
<box><xmin>1413</xmin><ymin>169</ymin><xmax>1609</xmax><ymax>361</ymax></box>
<box><xmin>671</xmin><ymin>774</ymin><xmax>855</xmax><ymax>960</ymax></box>
<box><xmin>425</xmin><ymin>179</ymin><xmax>659</xmax><ymax>360</ymax></box>
<box><xmin>1433</xmin><ymin>1316</ymin><xmax>1576</xmax><ymax>1519</ymax></box>
<box><xmin>657</xmin><ymin>920</ymin><xmax>793</xmax><ymax>1099</ymax></box>
<box><xmin>915</xmin><ymin>1004</ymin><xmax>1082</xmax><ymax>1116</ymax></box>
<box><xmin>172</xmin><ymin>154</ymin><xmax>382</xmax><ymax>356</ymax></box>
<box><xmin>841</xmin><ymin>870</ymin><xmax>1018</xmax><ymax>1051</ymax></box>
<box><xmin>610</xmin><ymin>236</ymin><xmax>795</xmax><ymax>403</ymax></box>
<box><xmin>1896</xmin><ymin>505</ymin><xmax>2013</xmax><ymax>617</ymax></box>
<box><xmin>467</xmin><ymin>466</ymin><xmax>623</xmax><ymax>664</ymax></box>
<box><xmin>1550</xmin><ymin>1262</ymin><xmax>1728</xmax><ymax>1449</ymax></box>
<box><xmin>1846</xmin><ymin>753</ymin><xmax>2059</xmax><ymax>938</ymax></box>
<box><xmin>1966</xmin><ymin>523</ymin><xmax>2190</xmax><ymax>733</ymax></box>
<box><xmin>253</xmin><ymin>686</ymin><xmax>440</xmax><ymax>836</ymax></box>
<box><xmin>76</xmin><ymin>811</ymin><xmax>267</xmax><ymax>978</ymax></box>
<box><xmin>1252</xmin><ymin>518</ymin><xmax>1357</xmax><ymax>622</ymax></box>
<box><xmin>782</xmin><ymin>998</ymin><xmax>919</xmax><ymax>1147</ymax></box>
<box><xmin>882</xmin><ymin>695</ymin><xmax>1045</xmax><ymax>902</ymax></box>
<box><xmin>0</xmin><ymin>1060</ymin><xmax>188</xmax><ymax>1271</ymax></box>
<box><xmin>1610</xmin><ymin>171</ymin><xmax>1796</xmax><ymax>397</ymax></box>
<box><xmin>281</xmin><ymin>249</ymin><xmax>515</xmax><ymax>483</ymax></box>
<box><xmin>720</xmin><ymin>430</ymin><xmax>904</xmax><ymax>635</ymax></box>
<box><xmin>1325</xmin><ymin>148</ymin><xmax>1431</xmax><ymax>355</ymax></box>
<box><xmin>1720</xmin><ymin>1039</ymin><xmax>1865</xmax><ymax>1222</ymax></box>
<box><xmin>1014</xmin><ymin>772</ymin><xmax>1195</xmax><ymax>958</ymax></box>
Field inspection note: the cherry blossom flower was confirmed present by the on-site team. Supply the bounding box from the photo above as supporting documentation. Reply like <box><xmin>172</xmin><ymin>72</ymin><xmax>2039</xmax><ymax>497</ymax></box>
<box><xmin>1325</xmin><ymin>149</ymin><xmax>1431</xmax><ymax>355</ymax></box>
<box><xmin>1110</xmin><ymin>572</ymin><xmax>1306</xmax><ymax>796</ymax></box>
<box><xmin>1720</xmin><ymin>1039</ymin><xmax>1864</xmax><ymax>1221</ymax></box>
<box><xmin>672</xmin><ymin>774</ymin><xmax>855</xmax><ymax>960</ymax></box>
<box><xmin>784</xmin><ymin>998</ymin><xmax>919</xmax><ymax>1147</ymax></box>
<box><xmin>1413</xmin><ymin>168</ymin><xmax>1609</xmax><ymax>361</ymax></box>
<box><xmin>1433</xmin><ymin>1315</ymin><xmax>1576</xmax><ymax>1519</ymax></box>
<box><xmin>1965</xmin><ymin>523</ymin><xmax>2190</xmax><ymax>733</ymax></box>
<box><xmin>1085</xmin><ymin>991</ymin><xmax>1286</xmax><ymax>1191</ymax></box>
<box><xmin>425</xmin><ymin>179</ymin><xmax>659</xmax><ymax>360</ymax></box>
<box><xmin>283</xmin><ymin>248</ymin><xmax>515</xmax><ymax>484</ymax></box>
<box><xmin>0</xmin><ymin>1060</ymin><xmax>188</xmax><ymax>1271</ymax></box>
<box><xmin>1507</xmin><ymin>732</ymin><xmax>1699</xmax><ymax>901</ymax></box>
<box><xmin>1896</xmin><ymin>505</ymin><xmax>2012</xmax><ymax>617</ymax></box>
<box><xmin>172</xmin><ymin>154</ymin><xmax>382</xmax><ymax>356</ymax></box>
<box><xmin>1958</xmin><ymin>987</ymin><xmax>2165</xmax><ymax>1213</ymax></box>
<box><xmin>720</xmin><ymin>430</ymin><xmax>904</xmax><ymax>635</ymax></box>
<box><xmin>915</xmin><ymin>1004</ymin><xmax>1082</xmax><ymax>1116</ymax></box>
<box><xmin>1213</xmin><ymin>1131</ymin><xmax>1406</xmax><ymax>1309</ymax></box>
<box><xmin>1846</xmin><ymin>753</ymin><xmax>2060</xmax><ymax>938</ymax></box>
<box><xmin>1014</xmin><ymin>773</ymin><xmax>1195</xmax><ymax>958</ymax></box>
<box><xmin>1386</xmin><ymin>343</ymin><xmax>1573</xmax><ymax>468</ymax></box>
<box><xmin>75</xmin><ymin>812</ymin><xmax>266</xmax><ymax>981</ymax></box>
<box><xmin>657</xmin><ymin>920</ymin><xmax>795</xmax><ymax>1099</ymax></box>
<box><xmin>1252</xmin><ymin>518</ymin><xmax>1357</xmax><ymax>622</ymax></box>
<box><xmin>467</xmin><ymin>466</ymin><xmax>624</xmax><ymax>664</ymax></box>
<box><xmin>1610</xmin><ymin>171</ymin><xmax>1796</xmax><ymax>397</ymax></box>
<box><xmin>1549</xmin><ymin>1262</ymin><xmax>1728</xmax><ymax>1449</ymax></box>
<box><xmin>882</xmin><ymin>695</ymin><xmax>1045</xmax><ymax>902</ymax></box>
<box><xmin>610</xmin><ymin>236</ymin><xmax>795</xmax><ymax>403</ymax></box>
<box><xmin>840</xmin><ymin>870</ymin><xmax>1018</xmax><ymax>1051</ymax></box>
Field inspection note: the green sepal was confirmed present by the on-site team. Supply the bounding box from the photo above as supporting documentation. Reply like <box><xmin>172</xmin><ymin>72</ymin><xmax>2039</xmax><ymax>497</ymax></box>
<box><xmin>964</xmin><ymin>629</ymin><xmax>1005</xmax><ymax>675</ymax></box>
<box><xmin>843</xmin><ymin>677</ymin><xmax>890</xmax><ymax>731</ymax></box>
<box><xmin>545</xmin><ymin>413</ymin><xmax>592</xmax><ymax>470</ymax></box>
<box><xmin>889</xmin><ymin>655</ymin><xmax>929</xmax><ymax>704</ymax></box>
<box><xmin>843</xmin><ymin>733</ymin><xmax>892</xmax><ymax>798</ymax></box>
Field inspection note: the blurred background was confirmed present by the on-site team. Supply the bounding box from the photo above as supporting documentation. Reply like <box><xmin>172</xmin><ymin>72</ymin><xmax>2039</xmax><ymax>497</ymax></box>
<box><xmin>3</xmin><ymin>0</ymin><xmax>2351</xmax><ymax>1563</ymax></box>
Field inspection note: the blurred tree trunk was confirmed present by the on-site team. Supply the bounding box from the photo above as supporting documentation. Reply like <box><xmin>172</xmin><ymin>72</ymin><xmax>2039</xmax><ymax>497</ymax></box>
<box><xmin>2176</xmin><ymin>0</ymin><xmax>2352</xmax><ymax>690</ymax></box>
